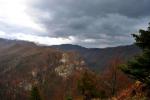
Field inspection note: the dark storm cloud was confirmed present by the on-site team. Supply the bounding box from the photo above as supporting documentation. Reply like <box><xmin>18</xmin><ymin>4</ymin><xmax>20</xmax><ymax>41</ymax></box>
<box><xmin>29</xmin><ymin>0</ymin><xmax>150</xmax><ymax>47</ymax></box>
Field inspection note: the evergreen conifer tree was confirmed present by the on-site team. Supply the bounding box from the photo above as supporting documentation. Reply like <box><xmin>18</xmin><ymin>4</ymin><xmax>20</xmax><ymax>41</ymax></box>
<box><xmin>121</xmin><ymin>23</ymin><xmax>150</xmax><ymax>86</ymax></box>
<box><xmin>30</xmin><ymin>86</ymin><xmax>41</xmax><ymax>100</ymax></box>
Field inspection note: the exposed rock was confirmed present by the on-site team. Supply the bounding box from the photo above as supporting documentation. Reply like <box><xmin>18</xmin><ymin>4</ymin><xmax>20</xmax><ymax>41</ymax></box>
<box><xmin>55</xmin><ymin>52</ymin><xmax>84</xmax><ymax>78</ymax></box>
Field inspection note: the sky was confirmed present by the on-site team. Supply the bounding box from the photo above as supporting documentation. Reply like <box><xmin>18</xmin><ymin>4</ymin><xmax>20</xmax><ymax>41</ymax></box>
<box><xmin>0</xmin><ymin>0</ymin><xmax>149</xmax><ymax>48</ymax></box>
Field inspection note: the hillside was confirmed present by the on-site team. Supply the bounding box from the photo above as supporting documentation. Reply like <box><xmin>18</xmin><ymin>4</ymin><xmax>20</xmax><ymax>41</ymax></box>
<box><xmin>51</xmin><ymin>44</ymin><xmax>141</xmax><ymax>71</ymax></box>
<box><xmin>0</xmin><ymin>38</ymin><xmax>141</xmax><ymax>72</ymax></box>
<box><xmin>0</xmin><ymin>38</ymin><xmax>86</xmax><ymax>100</ymax></box>
<box><xmin>0</xmin><ymin>38</ymin><xmax>141</xmax><ymax>99</ymax></box>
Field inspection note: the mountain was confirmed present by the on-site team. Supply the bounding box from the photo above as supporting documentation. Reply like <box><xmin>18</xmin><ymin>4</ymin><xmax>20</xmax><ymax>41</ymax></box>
<box><xmin>0</xmin><ymin>38</ymin><xmax>86</xmax><ymax>79</ymax></box>
<box><xmin>0</xmin><ymin>38</ymin><xmax>86</xmax><ymax>100</ymax></box>
<box><xmin>0</xmin><ymin>38</ymin><xmax>141</xmax><ymax>99</ymax></box>
<box><xmin>0</xmin><ymin>38</ymin><xmax>141</xmax><ymax>72</ymax></box>
<box><xmin>51</xmin><ymin>44</ymin><xmax>141</xmax><ymax>71</ymax></box>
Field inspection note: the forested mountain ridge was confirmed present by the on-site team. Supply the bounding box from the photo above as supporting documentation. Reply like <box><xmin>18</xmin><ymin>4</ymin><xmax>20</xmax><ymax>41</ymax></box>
<box><xmin>0</xmin><ymin>38</ymin><xmax>86</xmax><ymax>100</ymax></box>
<box><xmin>0</xmin><ymin>38</ymin><xmax>141</xmax><ymax>71</ymax></box>
<box><xmin>0</xmin><ymin>38</ymin><xmax>141</xmax><ymax>99</ymax></box>
<box><xmin>51</xmin><ymin>44</ymin><xmax>141</xmax><ymax>71</ymax></box>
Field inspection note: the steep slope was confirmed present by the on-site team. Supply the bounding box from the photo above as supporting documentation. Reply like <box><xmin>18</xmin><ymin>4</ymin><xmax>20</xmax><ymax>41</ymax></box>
<box><xmin>0</xmin><ymin>38</ymin><xmax>86</xmax><ymax>100</ymax></box>
<box><xmin>0</xmin><ymin>38</ymin><xmax>141</xmax><ymax>72</ymax></box>
<box><xmin>0</xmin><ymin>38</ymin><xmax>141</xmax><ymax>99</ymax></box>
<box><xmin>51</xmin><ymin>44</ymin><xmax>141</xmax><ymax>71</ymax></box>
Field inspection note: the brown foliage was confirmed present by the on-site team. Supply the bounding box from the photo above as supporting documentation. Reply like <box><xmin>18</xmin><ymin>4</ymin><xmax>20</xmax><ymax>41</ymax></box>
<box><xmin>101</xmin><ymin>57</ymin><xmax>133</xmax><ymax>97</ymax></box>
<box><xmin>116</xmin><ymin>81</ymin><xmax>149</xmax><ymax>100</ymax></box>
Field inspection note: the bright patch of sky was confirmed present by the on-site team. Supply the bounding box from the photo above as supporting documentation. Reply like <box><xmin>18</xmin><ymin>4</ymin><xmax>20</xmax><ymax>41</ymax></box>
<box><xmin>0</xmin><ymin>31</ymin><xmax>75</xmax><ymax>45</ymax></box>
<box><xmin>0</xmin><ymin>0</ymin><xmax>75</xmax><ymax>45</ymax></box>
<box><xmin>0</xmin><ymin>0</ymin><xmax>45</xmax><ymax>32</ymax></box>
<box><xmin>0</xmin><ymin>0</ymin><xmax>149</xmax><ymax>48</ymax></box>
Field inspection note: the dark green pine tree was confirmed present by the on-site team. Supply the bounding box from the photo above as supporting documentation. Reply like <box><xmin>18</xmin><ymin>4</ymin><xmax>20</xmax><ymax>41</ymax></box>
<box><xmin>30</xmin><ymin>86</ymin><xmax>41</xmax><ymax>100</ymax></box>
<box><xmin>121</xmin><ymin>23</ymin><xmax>150</xmax><ymax>86</ymax></box>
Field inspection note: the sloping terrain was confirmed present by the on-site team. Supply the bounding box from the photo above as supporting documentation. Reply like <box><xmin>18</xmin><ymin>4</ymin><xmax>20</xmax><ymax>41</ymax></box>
<box><xmin>0</xmin><ymin>38</ymin><xmax>141</xmax><ymax>72</ymax></box>
<box><xmin>51</xmin><ymin>44</ymin><xmax>141</xmax><ymax>71</ymax></box>
<box><xmin>0</xmin><ymin>38</ymin><xmax>141</xmax><ymax>99</ymax></box>
<box><xmin>0</xmin><ymin>38</ymin><xmax>86</xmax><ymax>100</ymax></box>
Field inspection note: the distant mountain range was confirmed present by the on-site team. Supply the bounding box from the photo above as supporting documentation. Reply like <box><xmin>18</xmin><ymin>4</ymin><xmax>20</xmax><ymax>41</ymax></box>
<box><xmin>0</xmin><ymin>38</ymin><xmax>141</xmax><ymax>99</ymax></box>
<box><xmin>0</xmin><ymin>38</ymin><xmax>89</xmax><ymax>100</ymax></box>
<box><xmin>0</xmin><ymin>38</ymin><xmax>141</xmax><ymax>71</ymax></box>
<box><xmin>51</xmin><ymin>44</ymin><xmax>141</xmax><ymax>71</ymax></box>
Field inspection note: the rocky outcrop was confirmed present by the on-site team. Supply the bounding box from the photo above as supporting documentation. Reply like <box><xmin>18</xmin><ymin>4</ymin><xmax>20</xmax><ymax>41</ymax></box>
<box><xmin>55</xmin><ymin>52</ymin><xmax>85</xmax><ymax>78</ymax></box>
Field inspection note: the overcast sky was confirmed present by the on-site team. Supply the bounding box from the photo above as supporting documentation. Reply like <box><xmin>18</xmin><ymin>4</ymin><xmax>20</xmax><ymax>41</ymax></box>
<box><xmin>0</xmin><ymin>0</ymin><xmax>149</xmax><ymax>48</ymax></box>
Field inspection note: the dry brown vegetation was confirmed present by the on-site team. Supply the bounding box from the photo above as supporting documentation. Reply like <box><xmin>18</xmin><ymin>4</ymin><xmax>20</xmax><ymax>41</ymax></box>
<box><xmin>0</xmin><ymin>39</ymin><xmax>141</xmax><ymax>100</ymax></box>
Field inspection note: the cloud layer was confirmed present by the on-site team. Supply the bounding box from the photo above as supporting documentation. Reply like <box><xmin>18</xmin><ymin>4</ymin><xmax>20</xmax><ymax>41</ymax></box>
<box><xmin>0</xmin><ymin>0</ymin><xmax>150</xmax><ymax>48</ymax></box>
